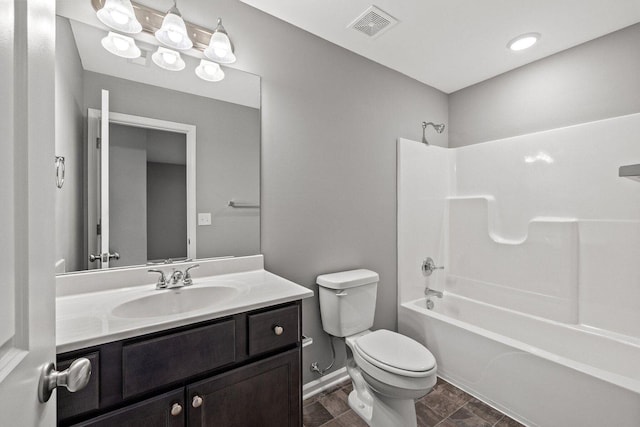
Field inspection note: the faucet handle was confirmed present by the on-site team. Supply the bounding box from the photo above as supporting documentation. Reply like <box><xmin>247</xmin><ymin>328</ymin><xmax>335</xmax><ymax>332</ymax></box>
<box><xmin>148</xmin><ymin>269</ymin><xmax>167</xmax><ymax>289</ymax></box>
<box><xmin>421</xmin><ymin>257</ymin><xmax>444</xmax><ymax>276</ymax></box>
<box><xmin>183</xmin><ymin>264</ymin><xmax>200</xmax><ymax>286</ymax></box>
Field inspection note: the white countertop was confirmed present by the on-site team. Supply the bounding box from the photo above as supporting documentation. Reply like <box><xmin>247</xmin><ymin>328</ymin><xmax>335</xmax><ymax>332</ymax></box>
<box><xmin>57</xmin><ymin>267</ymin><xmax>313</xmax><ymax>354</ymax></box>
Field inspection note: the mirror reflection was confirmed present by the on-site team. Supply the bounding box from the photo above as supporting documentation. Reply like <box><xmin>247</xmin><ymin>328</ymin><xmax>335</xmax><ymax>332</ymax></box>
<box><xmin>55</xmin><ymin>14</ymin><xmax>261</xmax><ymax>274</ymax></box>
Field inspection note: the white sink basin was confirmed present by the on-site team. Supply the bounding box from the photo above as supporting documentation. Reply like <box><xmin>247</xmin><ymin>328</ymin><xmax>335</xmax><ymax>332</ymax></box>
<box><xmin>111</xmin><ymin>286</ymin><xmax>239</xmax><ymax>318</ymax></box>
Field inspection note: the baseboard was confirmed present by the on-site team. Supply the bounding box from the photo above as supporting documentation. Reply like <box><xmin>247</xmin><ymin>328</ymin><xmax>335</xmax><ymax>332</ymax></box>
<box><xmin>302</xmin><ymin>367</ymin><xmax>349</xmax><ymax>401</ymax></box>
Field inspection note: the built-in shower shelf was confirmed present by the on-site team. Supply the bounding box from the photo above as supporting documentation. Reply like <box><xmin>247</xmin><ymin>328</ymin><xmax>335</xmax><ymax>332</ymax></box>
<box><xmin>619</xmin><ymin>164</ymin><xmax>640</xmax><ymax>181</ymax></box>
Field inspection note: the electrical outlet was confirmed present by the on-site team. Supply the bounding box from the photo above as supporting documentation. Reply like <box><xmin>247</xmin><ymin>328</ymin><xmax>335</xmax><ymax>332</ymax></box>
<box><xmin>198</xmin><ymin>213</ymin><xmax>212</xmax><ymax>226</ymax></box>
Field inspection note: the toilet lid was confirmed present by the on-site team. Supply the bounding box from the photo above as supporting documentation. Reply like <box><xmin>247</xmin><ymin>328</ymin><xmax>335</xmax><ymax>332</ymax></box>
<box><xmin>354</xmin><ymin>330</ymin><xmax>435</xmax><ymax>374</ymax></box>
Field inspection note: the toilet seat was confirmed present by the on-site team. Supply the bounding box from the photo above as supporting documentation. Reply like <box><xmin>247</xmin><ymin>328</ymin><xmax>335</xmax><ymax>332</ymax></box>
<box><xmin>353</xmin><ymin>330</ymin><xmax>436</xmax><ymax>378</ymax></box>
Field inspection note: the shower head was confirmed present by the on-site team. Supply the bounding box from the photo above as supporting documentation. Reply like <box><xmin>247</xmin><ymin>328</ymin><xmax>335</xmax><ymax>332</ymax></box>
<box><xmin>421</xmin><ymin>121</ymin><xmax>446</xmax><ymax>145</ymax></box>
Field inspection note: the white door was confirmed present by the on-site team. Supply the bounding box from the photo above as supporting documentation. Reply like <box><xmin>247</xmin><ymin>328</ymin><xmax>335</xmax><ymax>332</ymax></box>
<box><xmin>88</xmin><ymin>91</ymin><xmax>115</xmax><ymax>269</ymax></box>
<box><xmin>0</xmin><ymin>0</ymin><xmax>57</xmax><ymax>425</ymax></box>
<box><xmin>87</xmin><ymin>103</ymin><xmax>198</xmax><ymax>268</ymax></box>
<box><xmin>99</xmin><ymin>89</ymin><xmax>112</xmax><ymax>268</ymax></box>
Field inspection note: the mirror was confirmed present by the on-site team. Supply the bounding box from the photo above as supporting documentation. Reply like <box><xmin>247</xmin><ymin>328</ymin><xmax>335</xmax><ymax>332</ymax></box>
<box><xmin>54</xmin><ymin>9</ymin><xmax>261</xmax><ymax>274</ymax></box>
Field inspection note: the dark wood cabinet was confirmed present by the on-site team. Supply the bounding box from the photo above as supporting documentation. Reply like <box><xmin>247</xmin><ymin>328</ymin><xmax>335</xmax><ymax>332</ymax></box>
<box><xmin>188</xmin><ymin>349</ymin><xmax>300</xmax><ymax>427</ymax></box>
<box><xmin>58</xmin><ymin>301</ymin><xmax>302</xmax><ymax>427</ymax></box>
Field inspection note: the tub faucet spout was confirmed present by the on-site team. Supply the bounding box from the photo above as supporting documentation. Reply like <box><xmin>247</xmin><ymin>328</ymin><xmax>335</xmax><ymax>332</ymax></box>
<box><xmin>425</xmin><ymin>288</ymin><xmax>443</xmax><ymax>298</ymax></box>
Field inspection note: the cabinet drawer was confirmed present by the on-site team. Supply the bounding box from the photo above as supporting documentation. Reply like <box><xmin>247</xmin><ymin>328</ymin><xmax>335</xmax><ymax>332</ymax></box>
<box><xmin>122</xmin><ymin>319</ymin><xmax>236</xmax><ymax>398</ymax></box>
<box><xmin>248</xmin><ymin>305</ymin><xmax>299</xmax><ymax>356</ymax></box>
<box><xmin>57</xmin><ymin>352</ymin><xmax>100</xmax><ymax>421</ymax></box>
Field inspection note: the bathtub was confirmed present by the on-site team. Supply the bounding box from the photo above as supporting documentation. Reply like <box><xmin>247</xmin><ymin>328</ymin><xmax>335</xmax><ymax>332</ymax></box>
<box><xmin>398</xmin><ymin>294</ymin><xmax>640</xmax><ymax>427</ymax></box>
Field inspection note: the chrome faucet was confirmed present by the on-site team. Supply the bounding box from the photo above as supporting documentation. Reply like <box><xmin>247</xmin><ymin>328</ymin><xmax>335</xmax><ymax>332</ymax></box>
<box><xmin>425</xmin><ymin>287</ymin><xmax>443</xmax><ymax>310</ymax></box>
<box><xmin>167</xmin><ymin>269</ymin><xmax>184</xmax><ymax>287</ymax></box>
<box><xmin>425</xmin><ymin>288</ymin><xmax>443</xmax><ymax>299</ymax></box>
<box><xmin>148</xmin><ymin>264</ymin><xmax>200</xmax><ymax>289</ymax></box>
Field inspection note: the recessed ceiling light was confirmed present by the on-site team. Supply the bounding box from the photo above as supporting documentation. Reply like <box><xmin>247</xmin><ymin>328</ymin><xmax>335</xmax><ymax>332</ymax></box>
<box><xmin>507</xmin><ymin>33</ymin><xmax>540</xmax><ymax>51</ymax></box>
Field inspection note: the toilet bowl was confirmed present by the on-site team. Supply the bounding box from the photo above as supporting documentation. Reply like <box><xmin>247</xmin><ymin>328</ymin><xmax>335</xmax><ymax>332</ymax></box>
<box><xmin>317</xmin><ymin>269</ymin><xmax>438</xmax><ymax>427</ymax></box>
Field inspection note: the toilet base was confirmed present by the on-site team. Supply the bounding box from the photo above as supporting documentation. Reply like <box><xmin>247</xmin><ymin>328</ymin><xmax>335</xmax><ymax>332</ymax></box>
<box><xmin>348</xmin><ymin>388</ymin><xmax>418</xmax><ymax>427</ymax></box>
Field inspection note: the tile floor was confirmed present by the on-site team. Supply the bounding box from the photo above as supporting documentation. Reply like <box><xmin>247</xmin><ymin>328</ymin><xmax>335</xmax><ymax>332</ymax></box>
<box><xmin>303</xmin><ymin>377</ymin><xmax>525</xmax><ymax>427</ymax></box>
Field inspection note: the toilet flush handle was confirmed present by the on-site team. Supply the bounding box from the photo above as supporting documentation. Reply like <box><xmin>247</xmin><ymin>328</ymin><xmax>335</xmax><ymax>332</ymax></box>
<box><xmin>336</xmin><ymin>290</ymin><xmax>348</xmax><ymax>297</ymax></box>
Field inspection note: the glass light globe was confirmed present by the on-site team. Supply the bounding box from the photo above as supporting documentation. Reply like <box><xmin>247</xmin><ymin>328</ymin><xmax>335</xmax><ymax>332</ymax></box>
<box><xmin>162</xmin><ymin>51</ymin><xmax>177</xmax><ymax>65</ymax></box>
<box><xmin>210</xmin><ymin>32</ymin><xmax>231</xmax><ymax>58</ymax></box>
<box><xmin>111</xmin><ymin>36</ymin><xmax>130</xmax><ymax>52</ymax></box>
<box><xmin>167</xmin><ymin>29</ymin><xmax>184</xmax><ymax>44</ymax></box>
<box><xmin>152</xmin><ymin>46</ymin><xmax>185</xmax><ymax>71</ymax></box>
<box><xmin>155</xmin><ymin>12</ymin><xmax>193</xmax><ymax>50</ymax></box>
<box><xmin>96</xmin><ymin>0</ymin><xmax>142</xmax><ymax>34</ymax></box>
<box><xmin>195</xmin><ymin>59</ymin><xmax>225</xmax><ymax>82</ymax></box>
<box><xmin>101</xmin><ymin>32</ymin><xmax>141</xmax><ymax>59</ymax></box>
<box><xmin>110</xmin><ymin>9</ymin><xmax>129</xmax><ymax>25</ymax></box>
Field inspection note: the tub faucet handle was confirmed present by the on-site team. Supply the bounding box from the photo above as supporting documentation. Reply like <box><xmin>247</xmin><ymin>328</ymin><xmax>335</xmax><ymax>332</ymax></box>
<box><xmin>422</xmin><ymin>257</ymin><xmax>444</xmax><ymax>276</ymax></box>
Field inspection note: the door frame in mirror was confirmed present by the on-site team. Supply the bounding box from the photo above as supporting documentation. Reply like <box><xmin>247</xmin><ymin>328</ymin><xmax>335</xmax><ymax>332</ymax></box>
<box><xmin>87</xmin><ymin>108</ymin><xmax>197</xmax><ymax>270</ymax></box>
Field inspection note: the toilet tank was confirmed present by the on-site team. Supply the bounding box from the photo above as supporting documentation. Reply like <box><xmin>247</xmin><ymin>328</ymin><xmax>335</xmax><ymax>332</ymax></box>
<box><xmin>316</xmin><ymin>269</ymin><xmax>379</xmax><ymax>337</ymax></box>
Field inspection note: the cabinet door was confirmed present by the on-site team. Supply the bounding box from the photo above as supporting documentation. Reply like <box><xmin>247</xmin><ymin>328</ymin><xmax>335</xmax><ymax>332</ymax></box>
<box><xmin>72</xmin><ymin>389</ymin><xmax>185</xmax><ymax>427</ymax></box>
<box><xmin>188</xmin><ymin>348</ymin><xmax>301</xmax><ymax>427</ymax></box>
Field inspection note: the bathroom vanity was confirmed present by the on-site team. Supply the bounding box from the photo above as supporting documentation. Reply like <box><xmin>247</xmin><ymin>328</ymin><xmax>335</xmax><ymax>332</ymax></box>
<box><xmin>55</xmin><ymin>256</ymin><xmax>312</xmax><ymax>426</ymax></box>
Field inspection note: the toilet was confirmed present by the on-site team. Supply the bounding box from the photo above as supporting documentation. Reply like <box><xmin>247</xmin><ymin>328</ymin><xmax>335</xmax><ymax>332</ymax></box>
<box><xmin>317</xmin><ymin>269</ymin><xmax>437</xmax><ymax>427</ymax></box>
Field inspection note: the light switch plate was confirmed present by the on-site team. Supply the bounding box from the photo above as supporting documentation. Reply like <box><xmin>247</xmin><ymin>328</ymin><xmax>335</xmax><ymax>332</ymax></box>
<box><xmin>198</xmin><ymin>213</ymin><xmax>212</xmax><ymax>226</ymax></box>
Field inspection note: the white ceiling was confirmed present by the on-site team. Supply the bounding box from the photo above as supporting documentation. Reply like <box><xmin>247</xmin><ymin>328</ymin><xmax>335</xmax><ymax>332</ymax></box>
<box><xmin>239</xmin><ymin>0</ymin><xmax>640</xmax><ymax>93</ymax></box>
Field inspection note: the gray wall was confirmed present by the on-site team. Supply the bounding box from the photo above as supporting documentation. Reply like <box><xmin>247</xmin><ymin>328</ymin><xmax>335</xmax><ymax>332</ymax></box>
<box><xmin>147</xmin><ymin>162</ymin><xmax>187</xmax><ymax>261</ymax></box>
<box><xmin>109</xmin><ymin>124</ymin><xmax>148</xmax><ymax>267</ymax></box>
<box><xmin>54</xmin><ymin>17</ymin><xmax>84</xmax><ymax>272</ymax></box>
<box><xmin>206</xmin><ymin>0</ymin><xmax>449</xmax><ymax>382</ymax></box>
<box><xmin>449</xmin><ymin>23</ymin><xmax>640</xmax><ymax>147</ymax></box>
<box><xmin>83</xmin><ymin>71</ymin><xmax>260</xmax><ymax>260</ymax></box>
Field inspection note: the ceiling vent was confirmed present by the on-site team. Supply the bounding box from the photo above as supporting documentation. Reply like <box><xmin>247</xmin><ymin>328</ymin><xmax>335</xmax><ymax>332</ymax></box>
<box><xmin>348</xmin><ymin>5</ymin><xmax>398</xmax><ymax>38</ymax></box>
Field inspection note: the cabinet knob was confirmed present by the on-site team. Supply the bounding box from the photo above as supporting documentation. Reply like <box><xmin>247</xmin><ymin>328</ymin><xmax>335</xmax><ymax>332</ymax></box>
<box><xmin>171</xmin><ymin>403</ymin><xmax>183</xmax><ymax>416</ymax></box>
<box><xmin>273</xmin><ymin>325</ymin><xmax>284</xmax><ymax>336</ymax></box>
<box><xmin>192</xmin><ymin>395</ymin><xmax>203</xmax><ymax>408</ymax></box>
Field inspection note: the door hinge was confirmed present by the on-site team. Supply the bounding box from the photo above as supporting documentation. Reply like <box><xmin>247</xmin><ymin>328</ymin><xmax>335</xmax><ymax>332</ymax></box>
<box><xmin>96</xmin><ymin>137</ymin><xmax>101</xmax><ymax>149</ymax></box>
<box><xmin>96</xmin><ymin>223</ymin><xmax>101</xmax><ymax>235</ymax></box>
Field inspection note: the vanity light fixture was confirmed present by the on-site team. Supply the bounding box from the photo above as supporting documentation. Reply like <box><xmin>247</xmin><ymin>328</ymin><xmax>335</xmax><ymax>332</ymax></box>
<box><xmin>101</xmin><ymin>31</ymin><xmax>141</xmax><ymax>58</ymax></box>
<box><xmin>155</xmin><ymin>1</ymin><xmax>193</xmax><ymax>51</ymax></box>
<box><xmin>204</xmin><ymin>19</ymin><xmax>236</xmax><ymax>64</ymax></box>
<box><xmin>93</xmin><ymin>0</ymin><xmax>237</xmax><ymax>76</ymax></box>
<box><xmin>96</xmin><ymin>0</ymin><xmax>142</xmax><ymax>34</ymax></box>
<box><xmin>507</xmin><ymin>33</ymin><xmax>540</xmax><ymax>51</ymax></box>
<box><xmin>195</xmin><ymin>59</ymin><xmax>225</xmax><ymax>82</ymax></box>
<box><xmin>152</xmin><ymin>46</ymin><xmax>186</xmax><ymax>71</ymax></box>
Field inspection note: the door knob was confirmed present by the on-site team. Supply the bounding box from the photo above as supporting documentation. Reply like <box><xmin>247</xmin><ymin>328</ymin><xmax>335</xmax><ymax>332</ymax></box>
<box><xmin>89</xmin><ymin>252</ymin><xmax>120</xmax><ymax>263</ymax></box>
<box><xmin>38</xmin><ymin>358</ymin><xmax>92</xmax><ymax>403</ymax></box>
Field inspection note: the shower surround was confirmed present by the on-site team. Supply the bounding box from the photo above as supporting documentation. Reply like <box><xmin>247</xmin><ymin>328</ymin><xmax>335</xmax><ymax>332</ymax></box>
<box><xmin>397</xmin><ymin>113</ymin><xmax>640</xmax><ymax>426</ymax></box>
